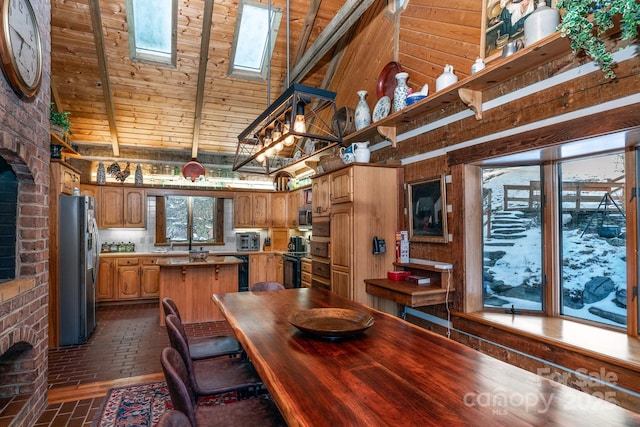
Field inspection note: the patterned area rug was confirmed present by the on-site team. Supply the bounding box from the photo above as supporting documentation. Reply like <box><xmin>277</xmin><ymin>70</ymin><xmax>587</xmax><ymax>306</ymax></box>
<box><xmin>92</xmin><ymin>381</ymin><xmax>238</xmax><ymax>426</ymax></box>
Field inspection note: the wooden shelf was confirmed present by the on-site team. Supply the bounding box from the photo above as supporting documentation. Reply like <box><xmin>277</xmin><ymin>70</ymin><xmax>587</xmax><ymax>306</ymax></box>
<box><xmin>365</xmin><ymin>259</ymin><xmax>454</xmax><ymax>307</ymax></box>
<box><xmin>50</xmin><ymin>132</ymin><xmax>81</xmax><ymax>158</ymax></box>
<box><xmin>365</xmin><ymin>278</ymin><xmax>452</xmax><ymax>307</ymax></box>
<box><xmin>344</xmin><ymin>32</ymin><xmax>572</xmax><ymax>146</ymax></box>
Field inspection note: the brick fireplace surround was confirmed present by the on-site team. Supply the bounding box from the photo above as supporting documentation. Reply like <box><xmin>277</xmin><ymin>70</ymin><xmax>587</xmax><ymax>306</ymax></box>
<box><xmin>0</xmin><ymin>2</ymin><xmax>51</xmax><ymax>425</ymax></box>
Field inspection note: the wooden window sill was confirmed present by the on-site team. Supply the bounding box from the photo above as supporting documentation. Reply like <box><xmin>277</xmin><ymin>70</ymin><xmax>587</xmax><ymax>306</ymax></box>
<box><xmin>455</xmin><ymin>311</ymin><xmax>640</xmax><ymax>374</ymax></box>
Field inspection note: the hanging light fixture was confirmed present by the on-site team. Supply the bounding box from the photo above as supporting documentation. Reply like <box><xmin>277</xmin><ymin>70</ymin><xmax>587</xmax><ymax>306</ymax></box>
<box><xmin>233</xmin><ymin>83</ymin><xmax>342</xmax><ymax>174</ymax></box>
<box><xmin>231</xmin><ymin>0</ymin><xmax>342</xmax><ymax>175</ymax></box>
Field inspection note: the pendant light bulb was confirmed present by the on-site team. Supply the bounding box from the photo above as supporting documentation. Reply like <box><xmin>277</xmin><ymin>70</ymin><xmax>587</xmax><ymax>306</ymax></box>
<box><xmin>283</xmin><ymin>119</ymin><xmax>295</xmax><ymax>146</ymax></box>
<box><xmin>294</xmin><ymin>102</ymin><xmax>306</xmax><ymax>136</ymax></box>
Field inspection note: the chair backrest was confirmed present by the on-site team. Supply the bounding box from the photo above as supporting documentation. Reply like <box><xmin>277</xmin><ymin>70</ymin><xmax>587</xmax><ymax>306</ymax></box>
<box><xmin>165</xmin><ymin>314</ymin><xmax>200</xmax><ymax>390</ymax></box>
<box><xmin>162</xmin><ymin>297</ymin><xmax>181</xmax><ymax>320</ymax></box>
<box><xmin>250</xmin><ymin>281</ymin><xmax>285</xmax><ymax>291</ymax></box>
<box><xmin>157</xmin><ymin>409</ymin><xmax>191</xmax><ymax>427</ymax></box>
<box><xmin>161</xmin><ymin>347</ymin><xmax>197</xmax><ymax>427</ymax></box>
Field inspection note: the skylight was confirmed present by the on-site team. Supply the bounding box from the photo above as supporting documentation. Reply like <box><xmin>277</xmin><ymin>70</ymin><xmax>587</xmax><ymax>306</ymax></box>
<box><xmin>229</xmin><ymin>0</ymin><xmax>282</xmax><ymax>80</ymax></box>
<box><xmin>126</xmin><ymin>0</ymin><xmax>177</xmax><ymax>66</ymax></box>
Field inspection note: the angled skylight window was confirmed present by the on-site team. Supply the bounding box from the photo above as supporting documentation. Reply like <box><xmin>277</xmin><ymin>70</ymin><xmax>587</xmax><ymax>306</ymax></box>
<box><xmin>229</xmin><ymin>0</ymin><xmax>282</xmax><ymax>80</ymax></box>
<box><xmin>126</xmin><ymin>0</ymin><xmax>177</xmax><ymax>66</ymax></box>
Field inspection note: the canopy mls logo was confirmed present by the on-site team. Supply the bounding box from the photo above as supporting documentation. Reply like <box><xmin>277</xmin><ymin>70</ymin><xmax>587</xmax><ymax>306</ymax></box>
<box><xmin>462</xmin><ymin>367</ymin><xmax>619</xmax><ymax>415</ymax></box>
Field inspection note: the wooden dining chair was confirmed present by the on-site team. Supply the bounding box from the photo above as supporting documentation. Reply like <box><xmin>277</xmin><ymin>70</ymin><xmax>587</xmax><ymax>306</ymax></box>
<box><xmin>161</xmin><ymin>347</ymin><xmax>286</xmax><ymax>427</ymax></box>
<box><xmin>165</xmin><ymin>313</ymin><xmax>261</xmax><ymax>397</ymax></box>
<box><xmin>162</xmin><ymin>297</ymin><xmax>243</xmax><ymax>360</ymax></box>
<box><xmin>250</xmin><ymin>281</ymin><xmax>285</xmax><ymax>291</ymax></box>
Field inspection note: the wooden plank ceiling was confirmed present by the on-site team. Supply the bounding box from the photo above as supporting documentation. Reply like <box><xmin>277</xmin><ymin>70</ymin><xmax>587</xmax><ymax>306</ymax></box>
<box><xmin>50</xmin><ymin>0</ymin><xmax>362</xmax><ymax>166</ymax></box>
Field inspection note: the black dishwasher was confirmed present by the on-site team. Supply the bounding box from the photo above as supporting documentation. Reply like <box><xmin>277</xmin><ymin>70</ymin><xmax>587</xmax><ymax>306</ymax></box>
<box><xmin>236</xmin><ymin>254</ymin><xmax>249</xmax><ymax>292</ymax></box>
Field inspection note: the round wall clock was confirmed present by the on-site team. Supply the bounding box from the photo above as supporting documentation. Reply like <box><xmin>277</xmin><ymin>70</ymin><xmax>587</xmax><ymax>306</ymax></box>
<box><xmin>0</xmin><ymin>0</ymin><xmax>42</xmax><ymax>99</ymax></box>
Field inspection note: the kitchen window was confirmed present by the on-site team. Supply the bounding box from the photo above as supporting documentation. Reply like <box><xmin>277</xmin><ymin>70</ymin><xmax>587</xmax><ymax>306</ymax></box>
<box><xmin>126</xmin><ymin>0</ymin><xmax>177</xmax><ymax>66</ymax></box>
<box><xmin>155</xmin><ymin>196</ymin><xmax>224</xmax><ymax>246</ymax></box>
<box><xmin>479</xmin><ymin>135</ymin><xmax>631</xmax><ymax>331</ymax></box>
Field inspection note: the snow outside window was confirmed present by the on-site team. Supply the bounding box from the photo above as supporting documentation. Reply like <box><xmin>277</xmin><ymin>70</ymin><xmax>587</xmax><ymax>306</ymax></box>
<box><xmin>559</xmin><ymin>154</ymin><xmax>627</xmax><ymax>328</ymax></box>
<box><xmin>482</xmin><ymin>166</ymin><xmax>543</xmax><ymax>312</ymax></box>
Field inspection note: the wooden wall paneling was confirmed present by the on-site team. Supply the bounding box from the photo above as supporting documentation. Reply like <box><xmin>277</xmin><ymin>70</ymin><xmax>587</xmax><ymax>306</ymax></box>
<box><xmin>328</xmin><ymin>0</ymin><xmax>394</xmax><ymax>111</ymax></box>
<box><xmin>399</xmin><ymin>0</ymin><xmax>482</xmax><ymax>85</ymax></box>
<box><xmin>461</xmin><ymin>164</ymin><xmax>481</xmax><ymax>313</ymax></box>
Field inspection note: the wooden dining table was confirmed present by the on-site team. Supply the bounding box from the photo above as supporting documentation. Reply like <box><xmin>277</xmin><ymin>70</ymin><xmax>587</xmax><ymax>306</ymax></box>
<box><xmin>212</xmin><ymin>287</ymin><xmax>640</xmax><ymax>426</ymax></box>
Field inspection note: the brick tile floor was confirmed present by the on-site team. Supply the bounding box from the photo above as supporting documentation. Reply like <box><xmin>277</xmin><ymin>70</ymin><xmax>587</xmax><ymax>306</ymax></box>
<box><xmin>34</xmin><ymin>302</ymin><xmax>233</xmax><ymax>426</ymax></box>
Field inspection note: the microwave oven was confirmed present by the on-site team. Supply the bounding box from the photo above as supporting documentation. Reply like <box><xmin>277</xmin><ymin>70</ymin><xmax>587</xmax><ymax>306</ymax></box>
<box><xmin>236</xmin><ymin>232</ymin><xmax>260</xmax><ymax>251</ymax></box>
<box><xmin>298</xmin><ymin>208</ymin><xmax>312</xmax><ymax>227</ymax></box>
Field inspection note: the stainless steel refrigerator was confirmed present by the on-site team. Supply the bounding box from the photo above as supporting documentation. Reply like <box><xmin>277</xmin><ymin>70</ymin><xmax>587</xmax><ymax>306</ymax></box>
<box><xmin>59</xmin><ymin>195</ymin><xmax>99</xmax><ymax>346</ymax></box>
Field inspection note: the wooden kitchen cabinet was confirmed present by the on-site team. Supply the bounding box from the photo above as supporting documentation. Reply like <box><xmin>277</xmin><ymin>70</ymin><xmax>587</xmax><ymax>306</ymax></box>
<box><xmin>271</xmin><ymin>192</ymin><xmax>288</xmax><ymax>228</ymax></box>
<box><xmin>330</xmin><ymin>168</ymin><xmax>353</xmax><ymax>204</ymax></box>
<box><xmin>312</xmin><ymin>174</ymin><xmax>330</xmax><ymax>217</ymax></box>
<box><xmin>117</xmin><ymin>258</ymin><xmax>140</xmax><ymax>299</ymax></box>
<box><xmin>140</xmin><ymin>258</ymin><xmax>161</xmax><ymax>297</ymax></box>
<box><xmin>98</xmin><ymin>256</ymin><xmax>160</xmax><ymax>302</ymax></box>
<box><xmin>249</xmin><ymin>253</ymin><xmax>277</xmax><ymax>285</ymax></box>
<box><xmin>234</xmin><ymin>192</ymin><xmax>271</xmax><ymax>228</ymax></box>
<box><xmin>287</xmin><ymin>189</ymin><xmax>302</xmax><ymax>227</ymax></box>
<box><xmin>80</xmin><ymin>184</ymin><xmax>98</xmax><ymax>200</ymax></box>
<box><xmin>301</xmin><ymin>258</ymin><xmax>312</xmax><ymax>288</ymax></box>
<box><xmin>276</xmin><ymin>253</ymin><xmax>284</xmax><ymax>284</ymax></box>
<box><xmin>323</xmin><ymin>165</ymin><xmax>401</xmax><ymax>306</ymax></box>
<box><xmin>51</xmin><ymin>160</ymin><xmax>81</xmax><ymax>195</ymax></box>
<box><xmin>97</xmin><ymin>257</ymin><xmax>115</xmax><ymax>301</ymax></box>
<box><xmin>98</xmin><ymin>186</ymin><xmax>146</xmax><ymax>228</ymax></box>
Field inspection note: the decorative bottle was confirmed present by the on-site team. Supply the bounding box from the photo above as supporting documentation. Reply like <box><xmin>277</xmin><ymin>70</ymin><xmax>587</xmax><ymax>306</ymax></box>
<box><xmin>96</xmin><ymin>162</ymin><xmax>106</xmax><ymax>185</ymax></box>
<box><xmin>393</xmin><ymin>72</ymin><xmax>409</xmax><ymax>112</ymax></box>
<box><xmin>354</xmin><ymin>90</ymin><xmax>371</xmax><ymax>130</ymax></box>
<box><xmin>471</xmin><ymin>58</ymin><xmax>486</xmax><ymax>74</ymax></box>
<box><xmin>435</xmin><ymin>65</ymin><xmax>458</xmax><ymax>92</ymax></box>
<box><xmin>524</xmin><ymin>0</ymin><xmax>560</xmax><ymax>47</ymax></box>
<box><xmin>135</xmin><ymin>164</ymin><xmax>143</xmax><ymax>186</ymax></box>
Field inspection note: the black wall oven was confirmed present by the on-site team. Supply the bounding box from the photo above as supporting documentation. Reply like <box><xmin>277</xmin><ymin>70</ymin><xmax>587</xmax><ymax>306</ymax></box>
<box><xmin>283</xmin><ymin>254</ymin><xmax>303</xmax><ymax>289</ymax></box>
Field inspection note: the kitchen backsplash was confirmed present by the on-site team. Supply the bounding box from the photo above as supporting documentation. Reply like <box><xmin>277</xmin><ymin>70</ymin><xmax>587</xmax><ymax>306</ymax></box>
<box><xmin>98</xmin><ymin>198</ymin><xmax>268</xmax><ymax>253</ymax></box>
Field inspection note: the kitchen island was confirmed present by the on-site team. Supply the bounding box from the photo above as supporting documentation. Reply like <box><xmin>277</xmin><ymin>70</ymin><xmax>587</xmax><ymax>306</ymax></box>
<box><xmin>158</xmin><ymin>256</ymin><xmax>243</xmax><ymax>325</ymax></box>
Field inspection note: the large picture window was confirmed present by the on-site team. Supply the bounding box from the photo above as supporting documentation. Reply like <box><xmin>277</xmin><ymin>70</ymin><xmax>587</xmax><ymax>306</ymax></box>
<box><xmin>559</xmin><ymin>154</ymin><xmax>627</xmax><ymax>327</ymax></box>
<box><xmin>480</xmin><ymin>146</ymin><xmax>629</xmax><ymax>330</ymax></box>
<box><xmin>482</xmin><ymin>165</ymin><xmax>543</xmax><ymax>312</ymax></box>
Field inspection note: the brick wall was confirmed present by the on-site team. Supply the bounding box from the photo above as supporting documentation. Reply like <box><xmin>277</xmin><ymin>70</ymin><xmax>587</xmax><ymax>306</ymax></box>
<box><xmin>0</xmin><ymin>0</ymin><xmax>52</xmax><ymax>425</ymax></box>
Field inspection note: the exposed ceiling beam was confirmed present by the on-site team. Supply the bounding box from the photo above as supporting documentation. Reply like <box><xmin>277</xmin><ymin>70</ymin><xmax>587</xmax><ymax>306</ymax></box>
<box><xmin>288</xmin><ymin>0</ymin><xmax>374</xmax><ymax>85</ymax></box>
<box><xmin>191</xmin><ymin>0</ymin><xmax>215</xmax><ymax>160</ymax></box>
<box><xmin>321</xmin><ymin>26</ymin><xmax>356</xmax><ymax>89</ymax></box>
<box><xmin>292</xmin><ymin>0</ymin><xmax>321</xmax><ymax>67</ymax></box>
<box><xmin>89</xmin><ymin>0</ymin><xmax>120</xmax><ymax>157</ymax></box>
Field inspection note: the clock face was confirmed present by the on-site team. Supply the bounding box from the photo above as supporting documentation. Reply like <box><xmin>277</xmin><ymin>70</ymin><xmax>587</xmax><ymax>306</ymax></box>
<box><xmin>0</xmin><ymin>0</ymin><xmax>42</xmax><ymax>99</ymax></box>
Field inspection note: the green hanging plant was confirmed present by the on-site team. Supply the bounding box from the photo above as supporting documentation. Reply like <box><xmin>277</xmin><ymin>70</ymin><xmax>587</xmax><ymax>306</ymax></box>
<box><xmin>50</xmin><ymin>103</ymin><xmax>73</xmax><ymax>138</ymax></box>
<box><xmin>556</xmin><ymin>0</ymin><xmax>640</xmax><ymax>78</ymax></box>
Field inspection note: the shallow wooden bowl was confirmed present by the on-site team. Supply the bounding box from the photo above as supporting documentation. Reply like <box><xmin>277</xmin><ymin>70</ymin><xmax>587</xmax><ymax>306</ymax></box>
<box><xmin>288</xmin><ymin>308</ymin><xmax>374</xmax><ymax>339</ymax></box>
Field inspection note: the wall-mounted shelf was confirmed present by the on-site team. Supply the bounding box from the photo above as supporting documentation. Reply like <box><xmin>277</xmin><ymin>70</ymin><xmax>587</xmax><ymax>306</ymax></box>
<box><xmin>344</xmin><ymin>32</ymin><xmax>572</xmax><ymax>147</ymax></box>
<box><xmin>365</xmin><ymin>260</ymin><xmax>454</xmax><ymax>307</ymax></box>
<box><xmin>50</xmin><ymin>132</ymin><xmax>81</xmax><ymax>158</ymax></box>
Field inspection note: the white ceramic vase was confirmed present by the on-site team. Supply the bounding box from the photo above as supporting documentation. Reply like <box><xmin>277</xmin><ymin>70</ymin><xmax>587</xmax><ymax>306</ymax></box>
<box><xmin>354</xmin><ymin>90</ymin><xmax>371</xmax><ymax>130</ymax></box>
<box><xmin>435</xmin><ymin>65</ymin><xmax>458</xmax><ymax>92</ymax></box>
<box><xmin>393</xmin><ymin>72</ymin><xmax>409</xmax><ymax>112</ymax></box>
<box><xmin>524</xmin><ymin>0</ymin><xmax>560</xmax><ymax>47</ymax></box>
<box><xmin>353</xmin><ymin>142</ymin><xmax>370</xmax><ymax>163</ymax></box>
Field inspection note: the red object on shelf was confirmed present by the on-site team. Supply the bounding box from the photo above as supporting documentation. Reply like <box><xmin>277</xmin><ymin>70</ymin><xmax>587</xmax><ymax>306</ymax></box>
<box><xmin>387</xmin><ymin>271</ymin><xmax>411</xmax><ymax>281</ymax></box>
<box><xmin>376</xmin><ymin>61</ymin><xmax>403</xmax><ymax>102</ymax></box>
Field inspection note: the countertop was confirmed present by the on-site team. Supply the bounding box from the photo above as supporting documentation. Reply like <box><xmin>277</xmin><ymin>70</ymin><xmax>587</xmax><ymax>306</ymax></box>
<box><xmin>99</xmin><ymin>250</ymin><xmax>272</xmax><ymax>257</ymax></box>
<box><xmin>157</xmin><ymin>255</ymin><xmax>243</xmax><ymax>267</ymax></box>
